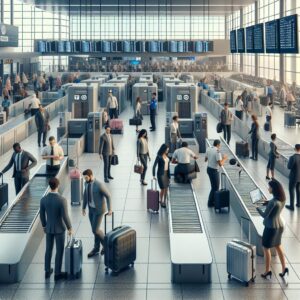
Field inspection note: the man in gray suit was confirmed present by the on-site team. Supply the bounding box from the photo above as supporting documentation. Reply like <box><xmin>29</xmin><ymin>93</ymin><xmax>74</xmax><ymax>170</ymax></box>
<box><xmin>40</xmin><ymin>177</ymin><xmax>73</xmax><ymax>281</ymax></box>
<box><xmin>35</xmin><ymin>104</ymin><xmax>50</xmax><ymax>147</ymax></box>
<box><xmin>82</xmin><ymin>169</ymin><xmax>112</xmax><ymax>258</ymax></box>
<box><xmin>99</xmin><ymin>125</ymin><xmax>115</xmax><ymax>183</ymax></box>
<box><xmin>0</xmin><ymin>142</ymin><xmax>37</xmax><ymax>194</ymax></box>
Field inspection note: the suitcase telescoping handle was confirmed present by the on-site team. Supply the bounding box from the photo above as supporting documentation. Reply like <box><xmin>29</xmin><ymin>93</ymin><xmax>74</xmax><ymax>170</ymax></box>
<box><xmin>0</xmin><ymin>173</ymin><xmax>3</xmax><ymax>185</ymax></box>
<box><xmin>221</xmin><ymin>173</ymin><xmax>226</xmax><ymax>190</ymax></box>
<box><xmin>104</xmin><ymin>211</ymin><xmax>114</xmax><ymax>235</ymax></box>
<box><xmin>240</xmin><ymin>216</ymin><xmax>251</xmax><ymax>243</ymax></box>
<box><xmin>151</xmin><ymin>179</ymin><xmax>158</xmax><ymax>191</ymax></box>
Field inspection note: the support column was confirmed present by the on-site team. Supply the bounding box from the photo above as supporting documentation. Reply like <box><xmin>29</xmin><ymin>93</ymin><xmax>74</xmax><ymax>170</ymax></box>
<box><xmin>279</xmin><ymin>0</ymin><xmax>285</xmax><ymax>83</ymax></box>
<box><xmin>254</xmin><ymin>1</ymin><xmax>259</xmax><ymax>77</ymax></box>
<box><xmin>0</xmin><ymin>0</ymin><xmax>4</xmax><ymax>79</ymax></box>
<box><xmin>239</xmin><ymin>8</ymin><xmax>243</xmax><ymax>73</ymax></box>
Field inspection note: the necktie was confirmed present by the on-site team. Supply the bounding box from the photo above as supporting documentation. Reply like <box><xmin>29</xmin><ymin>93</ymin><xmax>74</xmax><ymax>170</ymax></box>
<box><xmin>50</xmin><ymin>146</ymin><xmax>54</xmax><ymax>166</ymax></box>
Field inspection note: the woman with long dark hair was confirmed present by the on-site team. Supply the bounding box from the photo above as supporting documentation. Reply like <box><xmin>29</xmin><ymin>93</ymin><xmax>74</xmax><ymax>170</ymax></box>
<box><xmin>137</xmin><ymin>129</ymin><xmax>150</xmax><ymax>185</ymax></box>
<box><xmin>152</xmin><ymin>144</ymin><xmax>170</xmax><ymax>208</ymax></box>
<box><xmin>256</xmin><ymin>179</ymin><xmax>287</xmax><ymax>279</ymax></box>
<box><xmin>249</xmin><ymin>114</ymin><xmax>260</xmax><ymax>160</ymax></box>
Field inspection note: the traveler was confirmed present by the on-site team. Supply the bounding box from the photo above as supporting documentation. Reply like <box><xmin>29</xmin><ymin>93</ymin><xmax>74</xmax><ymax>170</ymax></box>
<box><xmin>286</xmin><ymin>92</ymin><xmax>296</xmax><ymax>111</ymax></box>
<box><xmin>205</xmin><ymin>139</ymin><xmax>228</xmax><ymax>207</ymax></box>
<box><xmin>42</xmin><ymin>136</ymin><xmax>64</xmax><ymax>173</ymax></box>
<box><xmin>285</xmin><ymin>144</ymin><xmax>300</xmax><ymax>211</ymax></box>
<box><xmin>220</xmin><ymin>102</ymin><xmax>232</xmax><ymax>144</ymax></box>
<box><xmin>265</xmin><ymin>102</ymin><xmax>273</xmax><ymax>132</ymax></box>
<box><xmin>137</xmin><ymin>129</ymin><xmax>151</xmax><ymax>186</ymax></box>
<box><xmin>152</xmin><ymin>144</ymin><xmax>170</xmax><ymax>208</ymax></box>
<box><xmin>134</xmin><ymin>97</ymin><xmax>143</xmax><ymax>133</ymax></box>
<box><xmin>249</xmin><ymin>114</ymin><xmax>260</xmax><ymax>160</ymax></box>
<box><xmin>0</xmin><ymin>143</ymin><xmax>37</xmax><ymax>195</ymax></box>
<box><xmin>99</xmin><ymin>125</ymin><xmax>115</xmax><ymax>183</ymax></box>
<box><xmin>40</xmin><ymin>177</ymin><xmax>72</xmax><ymax>281</ymax></box>
<box><xmin>235</xmin><ymin>95</ymin><xmax>244</xmax><ymax>120</ymax></box>
<box><xmin>266</xmin><ymin>80</ymin><xmax>275</xmax><ymax>108</ymax></box>
<box><xmin>29</xmin><ymin>94</ymin><xmax>41</xmax><ymax>116</ymax></box>
<box><xmin>1</xmin><ymin>95</ymin><xmax>11</xmax><ymax>118</ymax></box>
<box><xmin>82</xmin><ymin>169</ymin><xmax>112</xmax><ymax>258</ymax></box>
<box><xmin>266</xmin><ymin>134</ymin><xmax>280</xmax><ymax>180</ymax></box>
<box><xmin>149</xmin><ymin>92</ymin><xmax>158</xmax><ymax>132</ymax></box>
<box><xmin>106</xmin><ymin>91</ymin><xmax>118</xmax><ymax>119</ymax></box>
<box><xmin>279</xmin><ymin>83</ymin><xmax>287</xmax><ymax>107</ymax></box>
<box><xmin>241</xmin><ymin>88</ymin><xmax>248</xmax><ymax>105</ymax></box>
<box><xmin>22</xmin><ymin>72</ymin><xmax>28</xmax><ymax>89</ymax></box>
<box><xmin>170</xmin><ymin>115</ymin><xmax>181</xmax><ymax>153</ymax></box>
<box><xmin>256</xmin><ymin>179</ymin><xmax>287</xmax><ymax>280</ymax></box>
<box><xmin>35</xmin><ymin>105</ymin><xmax>50</xmax><ymax>147</ymax></box>
<box><xmin>172</xmin><ymin>141</ymin><xmax>198</xmax><ymax>183</ymax></box>
<box><xmin>5</xmin><ymin>76</ymin><xmax>11</xmax><ymax>96</ymax></box>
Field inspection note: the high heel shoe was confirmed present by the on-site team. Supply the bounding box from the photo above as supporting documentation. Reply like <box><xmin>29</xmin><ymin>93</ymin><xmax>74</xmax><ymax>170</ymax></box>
<box><xmin>261</xmin><ymin>271</ymin><xmax>272</xmax><ymax>279</ymax></box>
<box><xmin>279</xmin><ymin>268</ymin><xmax>289</xmax><ymax>278</ymax></box>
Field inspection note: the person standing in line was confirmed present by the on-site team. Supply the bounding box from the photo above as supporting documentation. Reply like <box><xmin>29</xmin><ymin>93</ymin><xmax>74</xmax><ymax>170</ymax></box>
<box><xmin>235</xmin><ymin>95</ymin><xmax>244</xmax><ymax>120</ymax></box>
<box><xmin>22</xmin><ymin>72</ymin><xmax>29</xmax><ymax>90</ymax></box>
<box><xmin>279</xmin><ymin>83</ymin><xmax>287</xmax><ymax>107</ymax></box>
<box><xmin>265</xmin><ymin>102</ymin><xmax>273</xmax><ymax>131</ymax></box>
<box><xmin>285</xmin><ymin>144</ymin><xmax>300</xmax><ymax>211</ymax></box>
<box><xmin>249</xmin><ymin>114</ymin><xmax>260</xmax><ymax>161</ymax></box>
<box><xmin>99</xmin><ymin>125</ymin><xmax>115</xmax><ymax>183</ymax></box>
<box><xmin>152</xmin><ymin>144</ymin><xmax>170</xmax><ymax>208</ymax></box>
<box><xmin>205</xmin><ymin>139</ymin><xmax>228</xmax><ymax>207</ymax></box>
<box><xmin>137</xmin><ymin>129</ymin><xmax>151</xmax><ymax>186</ymax></box>
<box><xmin>170</xmin><ymin>115</ymin><xmax>181</xmax><ymax>153</ymax></box>
<box><xmin>82</xmin><ymin>169</ymin><xmax>112</xmax><ymax>258</ymax></box>
<box><xmin>220</xmin><ymin>102</ymin><xmax>232</xmax><ymax>144</ymax></box>
<box><xmin>256</xmin><ymin>179</ymin><xmax>287</xmax><ymax>280</ymax></box>
<box><xmin>149</xmin><ymin>92</ymin><xmax>158</xmax><ymax>132</ymax></box>
<box><xmin>1</xmin><ymin>95</ymin><xmax>11</xmax><ymax>118</ymax></box>
<box><xmin>266</xmin><ymin>80</ymin><xmax>275</xmax><ymax>108</ymax></box>
<box><xmin>42</xmin><ymin>136</ymin><xmax>64</xmax><ymax>173</ymax></box>
<box><xmin>35</xmin><ymin>105</ymin><xmax>50</xmax><ymax>147</ymax></box>
<box><xmin>5</xmin><ymin>76</ymin><xmax>11</xmax><ymax>96</ymax></box>
<box><xmin>29</xmin><ymin>94</ymin><xmax>41</xmax><ymax>116</ymax></box>
<box><xmin>106</xmin><ymin>91</ymin><xmax>118</xmax><ymax>120</ymax></box>
<box><xmin>40</xmin><ymin>177</ymin><xmax>73</xmax><ymax>281</ymax></box>
<box><xmin>0</xmin><ymin>143</ymin><xmax>37</xmax><ymax>195</ymax></box>
<box><xmin>266</xmin><ymin>134</ymin><xmax>280</xmax><ymax>180</ymax></box>
<box><xmin>135</xmin><ymin>97</ymin><xmax>143</xmax><ymax>133</ymax></box>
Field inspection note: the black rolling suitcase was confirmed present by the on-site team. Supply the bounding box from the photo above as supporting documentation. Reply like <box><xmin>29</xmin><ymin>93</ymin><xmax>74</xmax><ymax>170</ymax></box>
<box><xmin>215</xmin><ymin>173</ymin><xmax>230</xmax><ymax>213</ymax></box>
<box><xmin>236</xmin><ymin>141</ymin><xmax>249</xmax><ymax>157</ymax></box>
<box><xmin>104</xmin><ymin>212</ymin><xmax>136</xmax><ymax>275</ymax></box>
<box><xmin>0</xmin><ymin>174</ymin><xmax>8</xmax><ymax>210</ymax></box>
<box><xmin>65</xmin><ymin>237</ymin><xmax>83</xmax><ymax>279</ymax></box>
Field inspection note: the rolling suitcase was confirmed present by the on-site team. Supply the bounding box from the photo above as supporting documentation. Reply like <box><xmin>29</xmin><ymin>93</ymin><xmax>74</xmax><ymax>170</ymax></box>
<box><xmin>260</xmin><ymin>96</ymin><xmax>269</xmax><ymax>106</ymax></box>
<box><xmin>235</xmin><ymin>141</ymin><xmax>249</xmax><ymax>157</ymax></box>
<box><xmin>0</xmin><ymin>111</ymin><xmax>6</xmax><ymax>125</ymax></box>
<box><xmin>284</xmin><ymin>111</ymin><xmax>296</xmax><ymax>127</ymax></box>
<box><xmin>147</xmin><ymin>180</ymin><xmax>160</xmax><ymax>213</ymax></box>
<box><xmin>0</xmin><ymin>174</ymin><xmax>8</xmax><ymax>210</ymax></box>
<box><xmin>110</xmin><ymin>118</ymin><xmax>124</xmax><ymax>134</ymax></box>
<box><xmin>264</xmin><ymin>122</ymin><xmax>270</xmax><ymax>131</ymax></box>
<box><xmin>104</xmin><ymin>212</ymin><xmax>136</xmax><ymax>275</ymax></box>
<box><xmin>69</xmin><ymin>164</ymin><xmax>82</xmax><ymax>206</ymax></box>
<box><xmin>65</xmin><ymin>237</ymin><xmax>83</xmax><ymax>279</ymax></box>
<box><xmin>214</xmin><ymin>173</ymin><xmax>230</xmax><ymax>213</ymax></box>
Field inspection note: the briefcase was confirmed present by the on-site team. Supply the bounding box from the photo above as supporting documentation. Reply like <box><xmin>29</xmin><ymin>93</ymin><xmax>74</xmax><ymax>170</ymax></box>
<box><xmin>147</xmin><ymin>180</ymin><xmax>159</xmax><ymax>213</ymax></box>
<box><xmin>65</xmin><ymin>237</ymin><xmax>83</xmax><ymax>279</ymax></box>
<box><xmin>129</xmin><ymin>117</ymin><xmax>142</xmax><ymax>126</ymax></box>
<box><xmin>134</xmin><ymin>160</ymin><xmax>144</xmax><ymax>174</ymax></box>
<box><xmin>0</xmin><ymin>174</ymin><xmax>8</xmax><ymax>211</ymax></box>
<box><xmin>104</xmin><ymin>213</ymin><xmax>136</xmax><ymax>275</ymax></box>
<box><xmin>214</xmin><ymin>173</ymin><xmax>230</xmax><ymax>213</ymax></box>
<box><xmin>111</xmin><ymin>155</ymin><xmax>119</xmax><ymax>166</ymax></box>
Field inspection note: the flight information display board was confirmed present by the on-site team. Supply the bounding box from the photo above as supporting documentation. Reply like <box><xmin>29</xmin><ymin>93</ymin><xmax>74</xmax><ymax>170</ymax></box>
<box><xmin>246</xmin><ymin>26</ymin><xmax>254</xmax><ymax>53</ymax></box>
<box><xmin>253</xmin><ymin>23</ymin><xmax>264</xmax><ymax>53</ymax></box>
<box><xmin>230</xmin><ymin>30</ymin><xmax>237</xmax><ymax>53</ymax></box>
<box><xmin>279</xmin><ymin>14</ymin><xmax>298</xmax><ymax>53</ymax></box>
<box><xmin>265</xmin><ymin>19</ymin><xmax>280</xmax><ymax>53</ymax></box>
<box><xmin>237</xmin><ymin>28</ymin><xmax>245</xmax><ymax>53</ymax></box>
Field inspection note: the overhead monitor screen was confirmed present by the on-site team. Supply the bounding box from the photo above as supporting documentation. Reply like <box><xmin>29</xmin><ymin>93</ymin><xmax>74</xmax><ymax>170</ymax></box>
<box><xmin>279</xmin><ymin>14</ymin><xmax>299</xmax><ymax>53</ymax></box>
<box><xmin>253</xmin><ymin>23</ymin><xmax>264</xmax><ymax>53</ymax></box>
<box><xmin>246</xmin><ymin>26</ymin><xmax>254</xmax><ymax>53</ymax></box>
<box><xmin>230</xmin><ymin>30</ymin><xmax>237</xmax><ymax>53</ymax></box>
<box><xmin>237</xmin><ymin>28</ymin><xmax>245</xmax><ymax>53</ymax></box>
<box><xmin>265</xmin><ymin>19</ymin><xmax>280</xmax><ymax>53</ymax></box>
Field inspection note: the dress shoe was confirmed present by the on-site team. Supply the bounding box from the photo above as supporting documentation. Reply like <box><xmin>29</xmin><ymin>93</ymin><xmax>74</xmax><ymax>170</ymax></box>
<box><xmin>54</xmin><ymin>272</ymin><xmax>67</xmax><ymax>281</ymax></box>
<box><xmin>141</xmin><ymin>181</ymin><xmax>148</xmax><ymax>186</ymax></box>
<box><xmin>266</xmin><ymin>176</ymin><xmax>271</xmax><ymax>180</ymax></box>
<box><xmin>43</xmin><ymin>144</ymin><xmax>47</xmax><ymax>147</ymax></box>
<box><xmin>285</xmin><ymin>205</ymin><xmax>294</xmax><ymax>211</ymax></box>
<box><xmin>108</xmin><ymin>176</ymin><xmax>114</xmax><ymax>180</ymax></box>
<box><xmin>104</xmin><ymin>179</ymin><xmax>109</xmax><ymax>183</ymax></box>
<box><xmin>250</xmin><ymin>156</ymin><xmax>254</xmax><ymax>159</ymax></box>
<box><xmin>150</xmin><ymin>129</ymin><xmax>156</xmax><ymax>132</ymax></box>
<box><xmin>296</xmin><ymin>203</ymin><xmax>300</xmax><ymax>208</ymax></box>
<box><xmin>100</xmin><ymin>248</ymin><xmax>105</xmax><ymax>256</ymax></box>
<box><xmin>261</xmin><ymin>270</ymin><xmax>272</xmax><ymax>279</ymax></box>
<box><xmin>45</xmin><ymin>268</ymin><xmax>53</xmax><ymax>279</ymax></box>
<box><xmin>207</xmin><ymin>203</ymin><xmax>214</xmax><ymax>208</ymax></box>
<box><xmin>38</xmin><ymin>144</ymin><xmax>41</xmax><ymax>147</ymax></box>
<box><xmin>87</xmin><ymin>249</ymin><xmax>99</xmax><ymax>258</ymax></box>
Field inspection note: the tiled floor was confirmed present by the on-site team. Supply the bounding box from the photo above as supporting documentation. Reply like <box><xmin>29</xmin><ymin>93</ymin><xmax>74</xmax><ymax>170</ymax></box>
<box><xmin>0</xmin><ymin>97</ymin><xmax>300</xmax><ymax>299</ymax></box>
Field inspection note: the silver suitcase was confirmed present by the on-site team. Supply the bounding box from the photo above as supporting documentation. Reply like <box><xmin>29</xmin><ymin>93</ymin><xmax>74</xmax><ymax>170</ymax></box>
<box><xmin>65</xmin><ymin>237</ymin><xmax>83</xmax><ymax>279</ymax></box>
<box><xmin>71</xmin><ymin>178</ymin><xmax>82</xmax><ymax>206</ymax></box>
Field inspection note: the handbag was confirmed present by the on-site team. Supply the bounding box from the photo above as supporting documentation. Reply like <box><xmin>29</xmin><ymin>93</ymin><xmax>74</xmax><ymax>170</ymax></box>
<box><xmin>194</xmin><ymin>161</ymin><xmax>200</xmax><ymax>173</ymax></box>
<box><xmin>216</xmin><ymin>122</ymin><xmax>223</xmax><ymax>133</ymax></box>
<box><xmin>111</xmin><ymin>154</ymin><xmax>119</xmax><ymax>166</ymax></box>
<box><xmin>134</xmin><ymin>160</ymin><xmax>144</xmax><ymax>174</ymax></box>
<box><xmin>129</xmin><ymin>117</ymin><xmax>142</xmax><ymax>126</ymax></box>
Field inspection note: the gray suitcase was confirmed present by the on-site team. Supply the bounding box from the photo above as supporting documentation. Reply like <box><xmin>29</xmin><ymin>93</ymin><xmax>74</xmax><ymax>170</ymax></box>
<box><xmin>284</xmin><ymin>111</ymin><xmax>296</xmax><ymax>127</ymax></box>
<box><xmin>71</xmin><ymin>178</ymin><xmax>83</xmax><ymax>206</ymax></box>
<box><xmin>65</xmin><ymin>237</ymin><xmax>83</xmax><ymax>279</ymax></box>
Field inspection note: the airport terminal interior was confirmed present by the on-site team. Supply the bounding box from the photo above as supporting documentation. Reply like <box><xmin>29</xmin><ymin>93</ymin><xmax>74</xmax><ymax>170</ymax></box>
<box><xmin>1</xmin><ymin>0</ymin><xmax>300</xmax><ymax>299</ymax></box>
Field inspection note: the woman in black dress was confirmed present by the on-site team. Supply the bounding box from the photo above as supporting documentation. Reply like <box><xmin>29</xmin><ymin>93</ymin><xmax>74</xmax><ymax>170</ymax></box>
<box><xmin>248</xmin><ymin>114</ymin><xmax>260</xmax><ymax>160</ymax></box>
<box><xmin>256</xmin><ymin>179</ymin><xmax>288</xmax><ymax>279</ymax></box>
<box><xmin>152</xmin><ymin>144</ymin><xmax>170</xmax><ymax>208</ymax></box>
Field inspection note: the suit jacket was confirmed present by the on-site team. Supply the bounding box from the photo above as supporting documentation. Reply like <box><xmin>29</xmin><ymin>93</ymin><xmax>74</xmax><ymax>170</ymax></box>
<box><xmin>1</xmin><ymin>150</ymin><xmax>37</xmax><ymax>178</ymax></box>
<box><xmin>40</xmin><ymin>192</ymin><xmax>72</xmax><ymax>234</ymax></box>
<box><xmin>288</xmin><ymin>153</ymin><xmax>300</xmax><ymax>182</ymax></box>
<box><xmin>152</xmin><ymin>155</ymin><xmax>170</xmax><ymax>178</ymax></box>
<box><xmin>99</xmin><ymin>133</ymin><xmax>115</xmax><ymax>156</ymax></box>
<box><xmin>82</xmin><ymin>179</ymin><xmax>112</xmax><ymax>214</ymax></box>
<box><xmin>35</xmin><ymin>110</ymin><xmax>50</xmax><ymax>132</ymax></box>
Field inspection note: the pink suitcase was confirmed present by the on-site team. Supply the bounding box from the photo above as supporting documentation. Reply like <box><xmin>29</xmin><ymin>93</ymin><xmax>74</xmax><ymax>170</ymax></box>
<box><xmin>147</xmin><ymin>180</ymin><xmax>159</xmax><ymax>213</ymax></box>
<box><xmin>110</xmin><ymin>119</ymin><xmax>124</xmax><ymax>134</ymax></box>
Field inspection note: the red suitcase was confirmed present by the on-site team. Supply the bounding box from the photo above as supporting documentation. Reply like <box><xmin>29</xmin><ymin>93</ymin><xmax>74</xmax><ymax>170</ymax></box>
<box><xmin>109</xmin><ymin>119</ymin><xmax>124</xmax><ymax>134</ymax></box>
<box><xmin>147</xmin><ymin>180</ymin><xmax>159</xmax><ymax>213</ymax></box>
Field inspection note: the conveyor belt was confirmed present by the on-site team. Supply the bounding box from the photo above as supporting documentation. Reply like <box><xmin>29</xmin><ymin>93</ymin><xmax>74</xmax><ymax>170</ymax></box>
<box><xmin>0</xmin><ymin>114</ymin><xmax>28</xmax><ymax>135</ymax></box>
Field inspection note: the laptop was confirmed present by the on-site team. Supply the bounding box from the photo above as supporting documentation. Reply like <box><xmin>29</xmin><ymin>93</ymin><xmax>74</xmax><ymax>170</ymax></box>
<box><xmin>250</xmin><ymin>188</ymin><xmax>263</xmax><ymax>204</ymax></box>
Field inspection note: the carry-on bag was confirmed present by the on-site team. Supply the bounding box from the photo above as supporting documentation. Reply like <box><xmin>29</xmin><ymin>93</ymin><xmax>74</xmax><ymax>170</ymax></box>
<box><xmin>284</xmin><ymin>111</ymin><xmax>296</xmax><ymax>127</ymax></box>
<box><xmin>65</xmin><ymin>236</ymin><xmax>83</xmax><ymax>279</ymax></box>
<box><xmin>147</xmin><ymin>179</ymin><xmax>160</xmax><ymax>213</ymax></box>
<box><xmin>264</xmin><ymin>122</ymin><xmax>270</xmax><ymax>131</ymax></box>
<box><xmin>216</xmin><ymin>122</ymin><xmax>223</xmax><ymax>133</ymax></box>
<box><xmin>0</xmin><ymin>174</ymin><xmax>8</xmax><ymax>210</ymax></box>
<box><xmin>69</xmin><ymin>160</ymin><xmax>82</xmax><ymax>206</ymax></box>
<box><xmin>227</xmin><ymin>217</ymin><xmax>256</xmax><ymax>286</ymax></box>
<box><xmin>260</xmin><ymin>96</ymin><xmax>269</xmax><ymax>106</ymax></box>
<box><xmin>129</xmin><ymin>117</ymin><xmax>142</xmax><ymax>126</ymax></box>
<box><xmin>104</xmin><ymin>212</ymin><xmax>136</xmax><ymax>275</ymax></box>
<box><xmin>109</xmin><ymin>119</ymin><xmax>124</xmax><ymax>134</ymax></box>
<box><xmin>235</xmin><ymin>141</ymin><xmax>249</xmax><ymax>158</ymax></box>
<box><xmin>214</xmin><ymin>173</ymin><xmax>230</xmax><ymax>213</ymax></box>
<box><xmin>111</xmin><ymin>154</ymin><xmax>119</xmax><ymax>166</ymax></box>
<box><xmin>134</xmin><ymin>160</ymin><xmax>144</xmax><ymax>174</ymax></box>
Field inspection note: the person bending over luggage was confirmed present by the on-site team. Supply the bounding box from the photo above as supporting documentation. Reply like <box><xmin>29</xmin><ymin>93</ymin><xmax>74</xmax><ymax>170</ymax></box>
<box><xmin>153</xmin><ymin>144</ymin><xmax>170</xmax><ymax>208</ymax></box>
<box><xmin>170</xmin><ymin>115</ymin><xmax>181</xmax><ymax>154</ymax></box>
<box><xmin>205</xmin><ymin>139</ymin><xmax>227</xmax><ymax>207</ymax></box>
<box><xmin>248</xmin><ymin>114</ymin><xmax>260</xmax><ymax>161</ymax></box>
<box><xmin>135</xmin><ymin>97</ymin><xmax>143</xmax><ymax>133</ymax></box>
<box><xmin>40</xmin><ymin>177</ymin><xmax>73</xmax><ymax>281</ymax></box>
<box><xmin>82</xmin><ymin>169</ymin><xmax>112</xmax><ymax>258</ymax></box>
<box><xmin>137</xmin><ymin>129</ymin><xmax>151</xmax><ymax>186</ymax></box>
<box><xmin>219</xmin><ymin>102</ymin><xmax>232</xmax><ymax>144</ymax></box>
<box><xmin>266</xmin><ymin>134</ymin><xmax>279</xmax><ymax>180</ymax></box>
<box><xmin>106</xmin><ymin>91</ymin><xmax>118</xmax><ymax>120</ymax></box>
<box><xmin>0</xmin><ymin>142</ymin><xmax>37</xmax><ymax>195</ymax></box>
<box><xmin>256</xmin><ymin>179</ymin><xmax>287</xmax><ymax>280</ymax></box>
<box><xmin>172</xmin><ymin>142</ymin><xmax>198</xmax><ymax>183</ymax></box>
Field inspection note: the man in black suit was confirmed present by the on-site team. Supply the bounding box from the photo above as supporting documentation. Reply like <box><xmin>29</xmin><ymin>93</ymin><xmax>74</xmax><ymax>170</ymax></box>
<box><xmin>286</xmin><ymin>144</ymin><xmax>300</xmax><ymax>211</ymax></box>
<box><xmin>40</xmin><ymin>177</ymin><xmax>73</xmax><ymax>281</ymax></box>
<box><xmin>0</xmin><ymin>142</ymin><xmax>37</xmax><ymax>194</ymax></box>
<box><xmin>35</xmin><ymin>105</ymin><xmax>50</xmax><ymax>147</ymax></box>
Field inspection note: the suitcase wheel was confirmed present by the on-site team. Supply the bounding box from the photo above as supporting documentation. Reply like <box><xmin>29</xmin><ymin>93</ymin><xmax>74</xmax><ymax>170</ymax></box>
<box><xmin>228</xmin><ymin>273</ymin><xmax>231</xmax><ymax>279</ymax></box>
<box><xmin>105</xmin><ymin>267</ymin><xmax>109</xmax><ymax>274</ymax></box>
<box><xmin>131</xmin><ymin>262</ymin><xmax>134</xmax><ymax>268</ymax></box>
<box><xmin>245</xmin><ymin>282</ymin><xmax>249</xmax><ymax>287</ymax></box>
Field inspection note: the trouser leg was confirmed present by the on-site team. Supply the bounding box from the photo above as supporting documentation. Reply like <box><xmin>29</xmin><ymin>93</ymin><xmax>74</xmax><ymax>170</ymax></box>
<box><xmin>42</xmin><ymin>131</ymin><xmax>47</xmax><ymax>146</ymax></box>
<box><xmin>103</xmin><ymin>155</ymin><xmax>109</xmax><ymax>180</ymax></box>
<box><xmin>226</xmin><ymin>125</ymin><xmax>231</xmax><ymax>144</ymax></box>
<box><xmin>45</xmin><ymin>233</ymin><xmax>55</xmax><ymax>272</ymax></box>
<box><xmin>14</xmin><ymin>176</ymin><xmax>22</xmax><ymax>194</ymax></box>
<box><xmin>139</xmin><ymin>154</ymin><xmax>148</xmax><ymax>181</ymax></box>
<box><xmin>296</xmin><ymin>182</ymin><xmax>300</xmax><ymax>206</ymax></box>
<box><xmin>38</xmin><ymin>131</ymin><xmax>42</xmax><ymax>145</ymax></box>
<box><xmin>289</xmin><ymin>180</ymin><xmax>296</xmax><ymax>207</ymax></box>
<box><xmin>54</xmin><ymin>232</ymin><xmax>65</xmax><ymax>275</ymax></box>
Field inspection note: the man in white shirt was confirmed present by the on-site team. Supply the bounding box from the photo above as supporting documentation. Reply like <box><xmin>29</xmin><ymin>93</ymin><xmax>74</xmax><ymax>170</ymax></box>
<box><xmin>172</xmin><ymin>141</ymin><xmax>198</xmax><ymax>183</ymax></box>
<box><xmin>170</xmin><ymin>115</ymin><xmax>181</xmax><ymax>153</ymax></box>
<box><xmin>29</xmin><ymin>94</ymin><xmax>41</xmax><ymax>116</ymax></box>
<box><xmin>106</xmin><ymin>91</ymin><xmax>118</xmax><ymax>120</ymax></box>
<box><xmin>235</xmin><ymin>95</ymin><xmax>244</xmax><ymax>120</ymax></box>
<box><xmin>42</xmin><ymin>136</ymin><xmax>64</xmax><ymax>174</ymax></box>
<box><xmin>265</xmin><ymin>102</ymin><xmax>273</xmax><ymax>132</ymax></box>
